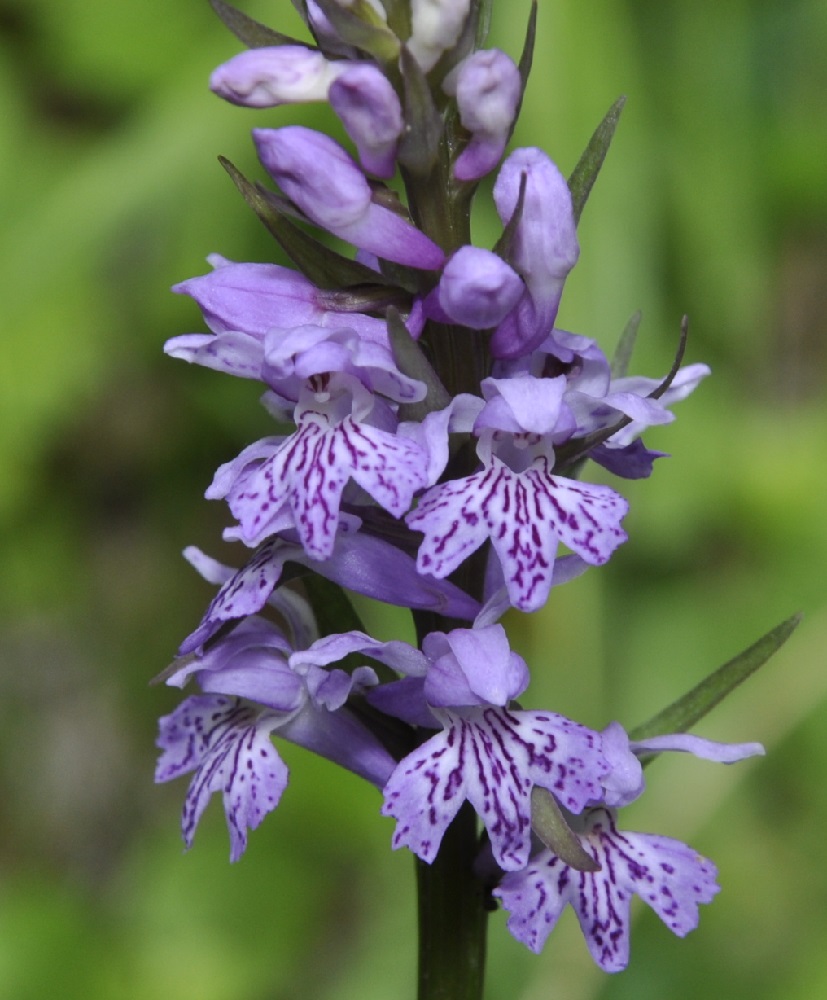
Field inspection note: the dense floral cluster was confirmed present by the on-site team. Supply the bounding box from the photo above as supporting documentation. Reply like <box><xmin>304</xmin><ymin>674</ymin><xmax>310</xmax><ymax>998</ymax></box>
<box><xmin>156</xmin><ymin>0</ymin><xmax>762</xmax><ymax>973</ymax></box>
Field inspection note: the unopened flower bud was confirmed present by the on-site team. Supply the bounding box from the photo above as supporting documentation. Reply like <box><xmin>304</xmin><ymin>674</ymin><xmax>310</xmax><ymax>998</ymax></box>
<box><xmin>210</xmin><ymin>46</ymin><xmax>343</xmax><ymax>108</ymax></box>
<box><xmin>445</xmin><ymin>49</ymin><xmax>521</xmax><ymax>181</ymax></box>
<box><xmin>255</xmin><ymin>126</ymin><xmax>445</xmax><ymax>269</ymax></box>
<box><xmin>437</xmin><ymin>246</ymin><xmax>524</xmax><ymax>328</ymax></box>
<box><xmin>329</xmin><ymin>64</ymin><xmax>404</xmax><ymax>178</ymax></box>
<box><xmin>407</xmin><ymin>0</ymin><xmax>471</xmax><ymax>72</ymax></box>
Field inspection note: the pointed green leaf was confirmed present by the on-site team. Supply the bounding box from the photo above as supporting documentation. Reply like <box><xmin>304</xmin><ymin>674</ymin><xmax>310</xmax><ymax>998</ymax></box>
<box><xmin>531</xmin><ymin>788</ymin><xmax>600</xmax><ymax>872</ymax></box>
<box><xmin>568</xmin><ymin>95</ymin><xmax>626</xmax><ymax>225</ymax></box>
<box><xmin>209</xmin><ymin>0</ymin><xmax>307</xmax><ymax>48</ymax></box>
<box><xmin>312</xmin><ymin>0</ymin><xmax>400</xmax><ymax>61</ymax></box>
<box><xmin>610</xmin><ymin>309</ymin><xmax>642</xmax><ymax>379</ymax></box>
<box><xmin>219</xmin><ymin>156</ymin><xmax>394</xmax><ymax>289</ymax></box>
<box><xmin>492</xmin><ymin>172</ymin><xmax>527</xmax><ymax>262</ymax></box>
<box><xmin>397</xmin><ymin>47</ymin><xmax>444</xmax><ymax>176</ymax></box>
<box><xmin>386</xmin><ymin>307</ymin><xmax>452</xmax><ymax>421</ymax></box>
<box><xmin>513</xmin><ymin>1</ymin><xmax>537</xmax><ymax>117</ymax></box>
<box><xmin>476</xmin><ymin>0</ymin><xmax>494</xmax><ymax>47</ymax></box>
<box><xmin>378</xmin><ymin>0</ymin><xmax>412</xmax><ymax>41</ymax></box>
<box><xmin>629</xmin><ymin>613</ymin><xmax>803</xmax><ymax>742</ymax></box>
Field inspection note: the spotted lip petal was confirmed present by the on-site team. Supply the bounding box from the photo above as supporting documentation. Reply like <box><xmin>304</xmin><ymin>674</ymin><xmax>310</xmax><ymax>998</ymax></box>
<box><xmin>224</xmin><ymin>415</ymin><xmax>429</xmax><ymax>558</ymax></box>
<box><xmin>155</xmin><ymin>694</ymin><xmax>288</xmax><ymax>862</ymax></box>
<box><xmin>494</xmin><ymin>807</ymin><xmax>719</xmax><ymax>970</ymax></box>
<box><xmin>382</xmin><ymin>705</ymin><xmax>606</xmax><ymax>871</ymax></box>
<box><xmin>407</xmin><ymin>456</ymin><xmax>628</xmax><ymax>612</ymax></box>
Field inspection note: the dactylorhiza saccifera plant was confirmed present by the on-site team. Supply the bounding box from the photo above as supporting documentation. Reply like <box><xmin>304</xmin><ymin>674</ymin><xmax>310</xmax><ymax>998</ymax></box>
<box><xmin>154</xmin><ymin>2</ymin><xmax>798</xmax><ymax>995</ymax></box>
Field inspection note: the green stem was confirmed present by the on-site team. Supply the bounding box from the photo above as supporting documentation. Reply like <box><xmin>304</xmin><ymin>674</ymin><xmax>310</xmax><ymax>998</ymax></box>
<box><xmin>416</xmin><ymin>803</ymin><xmax>488</xmax><ymax>1000</ymax></box>
<box><xmin>404</xmin><ymin>56</ymin><xmax>492</xmax><ymax>996</ymax></box>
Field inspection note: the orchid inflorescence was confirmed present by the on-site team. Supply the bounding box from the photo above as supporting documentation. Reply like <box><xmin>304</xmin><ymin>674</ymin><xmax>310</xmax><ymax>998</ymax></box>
<box><xmin>155</xmin><ymin>0</ymin><xmax>778</xmax><ymax>982</ymax></box>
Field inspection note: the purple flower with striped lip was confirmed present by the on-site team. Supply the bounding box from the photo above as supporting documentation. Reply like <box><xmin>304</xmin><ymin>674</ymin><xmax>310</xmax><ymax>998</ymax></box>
<box><xmin>208</xmin><ymin>374</ymin><xmax>430</xmax><ymax>559</ymax></box>
<box><xmin>406</xmin><ymin>377</ymin><xmax>628</xmax><ymax>612</ymax></box>
<box><xmin>156</xmin><ymin>619</ymin><xmax>403</xmax><ymax>861</ymax></box>
<box><xmin>379</xmin><ymin>625</ymin><xmax>609</xmax><ymax>871</ymax></box>
<box><xmin>494</xmin><ymin>806</ymin><xmax>720</xmax><ymax>970</ymax></box>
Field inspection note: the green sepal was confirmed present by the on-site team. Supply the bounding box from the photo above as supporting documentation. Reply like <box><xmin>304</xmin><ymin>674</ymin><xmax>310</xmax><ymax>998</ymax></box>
<box><xmin>397</xmin><ymin>47</ymin><xmax>444</xmax><ymax>177</ymax></box>
<box><xmin>312</xmin><ymin>0</ymin><xmax>400</xmax><ymax>61</ymax></box>
<box><xmin>219</xmin><ymin>156</ymin><xmax>393</xmax><ymax>289</ymax></box>
<box><xmin>610</xmin><ymin>309</ymin><xmax>642</xmax><ymax>379</ymax></box>
<box><xmin>377</xmin><ymin>0</ymin><xmax>412</xmax><ymax>42</ymax></box>
<box><xmin>208</xmin><ymin>0</ymin><xmax>307</xmax><ymax>48</ymax></box>
<box><xmin>386</xmin><ymin>307</ymin><xmax>452</xmax><ymax>421</ymax></box>
<box><xmin>629</xmin><ymin>612</ymin><xmax>803</xmax><ymax>744</ymax></box>
<box><xmin>530</xmin><ymin>788</ymin><xmax>601</xmax><ymax>872</ymax></box>
<box><xmin>568</xmin><ymin>95</ymin><xmax>626</xmax><ymax>226</ymax></box>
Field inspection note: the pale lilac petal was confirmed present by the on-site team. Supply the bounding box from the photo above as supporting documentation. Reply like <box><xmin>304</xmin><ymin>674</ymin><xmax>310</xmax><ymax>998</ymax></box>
<box><xmin>408</xmin><ymin>457</ymin><xmax>628</xmax><ymax>612</ymax></box>
<box><xmin>382</xmin><ymin>706</ymin><xmax>605</xmax><ymax>870</ymax></box>
<box><xmin>495</xmin><ymin>808</ymin><xmax>719</xmax><ymax>970</ymax></box>
<box><xmin>421</xmin><ymin>624</ymin><xmax>528</xmax><ymax>707</ymax></box>
<box><xmin>172</xmin><ymin>260</ymin><xmax>320</xmax><ymax>336</ymax></box>
<box><xmin>476</xmin><ymin>375</ymin><xmax>567</xmax><ymax>436</ymax></box>
<box><xmin>294</xmin><ymin>630</ymin><xmax>429</xmax><ymax>677</ymax></box>
<box><xmin>155</xmin><ymin>695</ymin><xmax>288</xmax><ymax>862</ymax></box>
<box><xmin>630</xmin><ymin>733</ymin><xmax>765</xmax><ymax>763</ymax></box>
<box><xmin>164</xmin><ymin>331</ymin><xmax>264</xmax><ymax>379</ymax></box>
<box><xmin>491</xmin><ymin>148</ymin><xmax>579</xmax><ymax>357</ymax></box>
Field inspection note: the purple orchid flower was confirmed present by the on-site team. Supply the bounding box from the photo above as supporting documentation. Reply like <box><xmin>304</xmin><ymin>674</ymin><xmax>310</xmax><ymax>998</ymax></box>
<box><xmin>156</xmin><ymin>618</ymin><xmax>397</xmax><ymax>860</ymax></box>
<box><xmin>406</xmin><ymin>377</ymin><xmax>628</xmax><ymax>612</ymax></box>
<box><xmin>377</xmin><ymin>625</ymin><xmax>609</xmax><ymax>871</ymax></box>
<box><xmin>494</xmin><ymin>806</ymin><xmax>720</xmax><ymax>970</ymax></box>
<box><xmin>208</xmin><ymin>374</ymin><xmax>430</xmax><ymax>559</ymax></box>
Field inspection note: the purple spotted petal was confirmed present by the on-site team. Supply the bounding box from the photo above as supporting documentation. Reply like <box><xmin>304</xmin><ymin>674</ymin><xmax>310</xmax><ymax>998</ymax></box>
<box><xmin>224</xmin><ymin>417</ymin><xmax>428</xmax><ymax>557</ymax></box>
<box><xmin>407</xmin><ymin>457</ymin><xmax>628</xmax><ymax>612</ymax></box>
<box><xmin>495</xmin><ymin>807</ymin><xmax>719</xmax><ymax>970</ymax></box>
<box><xmin>155</xmin><ymin>695</ymin><xmax>287</xmax><ymax>862</ymax></box>
<box><xmin>178</xmin><ymin>540</ymin><xmax>287</xmax><ymax>655</ymax></box>
<box><xmin>382</xmin><ymin>706</ymin><xmax>605</xmax><ymax>871</ymax></box>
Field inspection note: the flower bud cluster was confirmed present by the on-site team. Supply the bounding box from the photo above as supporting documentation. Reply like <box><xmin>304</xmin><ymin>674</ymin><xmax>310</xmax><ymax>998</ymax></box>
<box><xmin>156</xmin><ymin>0</ymin><xmax>756</xmax><ymax>973</ymax></box>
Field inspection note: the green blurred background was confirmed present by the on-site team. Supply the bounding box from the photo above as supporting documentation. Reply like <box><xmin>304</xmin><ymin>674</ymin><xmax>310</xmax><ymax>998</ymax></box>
<box><xmin>1</xmin><ymin>1</ymin><xmax>825</xmax><ymax>997</ymax></box>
